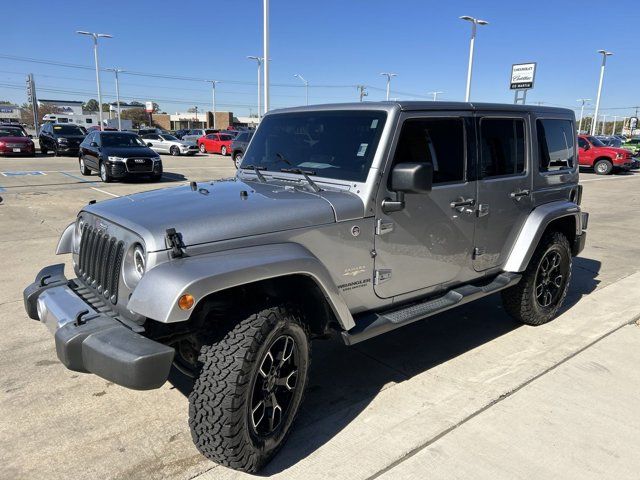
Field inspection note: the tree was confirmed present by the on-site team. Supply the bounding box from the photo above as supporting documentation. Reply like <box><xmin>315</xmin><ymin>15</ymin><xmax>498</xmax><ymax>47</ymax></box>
<box><xmin>0</xmin><ymin>100</ymin><xmax>13</xmax><ymax>105</ymax></box>
<box><xmin>84</xmin><ymin>99</ymin><xmax>99</xmax><ymax>112</ymax></box>
<box><xmin>120</xmin><ymin>107</ymin><xmax>163</xmax><ymax>128</ymax></box>
<box><xmin>187</xmin><ymin>107</ymin><xmax>198</xmax><ymax>113</ymax></box>
<box><xmin>20</xmin><ymin>103</ymin><xmax>61</xmax><ymax>127</ymax></box>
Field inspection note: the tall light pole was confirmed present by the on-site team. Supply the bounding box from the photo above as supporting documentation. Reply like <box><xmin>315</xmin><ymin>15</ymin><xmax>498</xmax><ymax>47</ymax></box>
<box><xmin>106</xmin><ymin>68</ymin><xmax>123</xmax><ymax>131</ymax></box>
<box><xmin>357</xmin><ymin>85</ymin><xmax>368</xmax><ymax>102</ymax></box>
<box><xmin>429</xmin><ymin>91</ymin><xmax>444</xmax><ymax>101</ymax></box>
<box><xmin>601</xmin><ymin>114</ymin><xmax>608</xmax><ymax>135</ymax></box>
<box><xmin>263</xmin><ymin>0</ymin><xmax>270</xmax><ymax>113</ymax></box>
<box><xmin>612</xmin><ymin>115</ymin><xmax>618</xmax><ymax>135</ymax></box>
<box><xmin>247</xmin><ymin>56</ymin><xmax>263</xmax><ymax>120</ymax></box>
<box><xmin>380</xmin><ymin>72</ymin><xmax>397</xmax><ymax>101</ymax></box>
<box><xmin>591</xmin><ymin>49</ymin><xmax>613</xmax><ymax>135</ymax></box>
<box><xmin>294</xmin><ymin>74</ymin><xmax>309</xmax><ymax>105</ymax></box>
<box><xmin>459</xmin><ymin>16</ymin><xmax>488</xmax><ymax>102</ymax></box>
<box><xmin>77</xmin><ymin>31</ymin><xmax>112</xmax><ymax>130</ymax></box>
<box><xmin>576</xmin><ymin>98</ymin><xmax>591</xmax><ymax>133</ymax></box>
<box><xmin>207</xmin><ymin>80</ymin><xmax>220</xmax><ymax>129</ymax></box>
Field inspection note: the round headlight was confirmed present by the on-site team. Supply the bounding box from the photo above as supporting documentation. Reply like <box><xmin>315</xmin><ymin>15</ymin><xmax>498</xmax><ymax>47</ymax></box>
<box><xmin>133</xmin><ymin>245</ymin><xmax>146</xmax><ymax>277</ymax></box>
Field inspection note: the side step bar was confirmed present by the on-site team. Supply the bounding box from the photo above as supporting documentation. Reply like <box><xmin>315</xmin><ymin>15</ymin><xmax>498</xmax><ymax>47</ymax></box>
<box><xmin>342</xmin><ymin>272</ymin><xmax>521</xmax><ymax>346</ymax></box>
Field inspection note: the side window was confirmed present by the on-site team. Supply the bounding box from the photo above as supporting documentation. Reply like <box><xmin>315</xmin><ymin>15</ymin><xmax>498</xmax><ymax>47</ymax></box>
<box><xmin>206</xmin><ymin>134</ymin><xmax>215</xmax><ymax>139</ymax></box>
<box><xmin>479</xmin><ymin>118</ymin><xmax>526</xmax><ymax>178</ymax></box>
<box><xmin>392</xmin><ymin>118</ymin><xmax>466</xmax><ymax>185</ymax></box>
<box><xmin>577</xmin><ymin>137</ymin><xmax>589</xmax><ymax>149</ymax></box>
<box><xmin>537</xmin><ymin>119</ymin><xmax>575</xmax><ymax>172</ymax></box>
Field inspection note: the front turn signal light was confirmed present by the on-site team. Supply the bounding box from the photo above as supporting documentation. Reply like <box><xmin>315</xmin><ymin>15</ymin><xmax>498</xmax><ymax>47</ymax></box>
<box><xmin>178</xmin><ymin>293</ymin><xmax>195</xmax><ymax>310</ymax></box>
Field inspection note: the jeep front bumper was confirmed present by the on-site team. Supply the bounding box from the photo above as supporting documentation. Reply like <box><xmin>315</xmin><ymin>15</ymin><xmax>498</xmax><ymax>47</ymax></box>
<box><xmin>23</xmin><ymin>264</ymin><xmax>175</xmax><ymax>390</ymax></box>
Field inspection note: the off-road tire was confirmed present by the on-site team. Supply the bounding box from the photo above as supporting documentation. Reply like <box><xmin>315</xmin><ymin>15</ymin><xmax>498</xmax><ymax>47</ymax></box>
<box><xmin>189</xmin><ymin>305</ymin><xmax>310</xmax><ymax>473</ymax></box>
<box><xmin>594</xmin><ymin>158</ymin><xmax>613</xmax><ymax>175</ymax></box>
<box><xmin>501</xmin><ymin>231</ymin><xmax>572</xmax><ymax>326</ymax></box>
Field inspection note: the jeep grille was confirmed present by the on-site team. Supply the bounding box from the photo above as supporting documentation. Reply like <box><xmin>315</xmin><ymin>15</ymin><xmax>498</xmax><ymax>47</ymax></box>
<box><xmin>77</xmin><ymin>224</ymin><xmax>125</xmax><ymax>304</ymax></box>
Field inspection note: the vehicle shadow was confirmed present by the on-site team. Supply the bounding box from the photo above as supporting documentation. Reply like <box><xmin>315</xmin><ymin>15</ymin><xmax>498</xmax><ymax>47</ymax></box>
<box><xmin>167</xmin><ymin>255</ymin><xmax>601</xmax><ymax>476</ymax></box>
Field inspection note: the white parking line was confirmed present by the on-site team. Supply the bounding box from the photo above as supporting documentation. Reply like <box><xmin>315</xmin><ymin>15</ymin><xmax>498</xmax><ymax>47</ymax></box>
<box><xmin>90</xmin><ymin>187</ymin><xmax>120</xmax><ymax>198</ymax></box>
<box><xmin>580</xmin><ymin>174</ymin><xmax>640</xmax><ymax>183</ymax></box>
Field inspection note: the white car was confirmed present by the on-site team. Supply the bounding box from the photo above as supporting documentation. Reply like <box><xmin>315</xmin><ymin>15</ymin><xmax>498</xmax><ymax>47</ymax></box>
<box><xmin>141</xmin><ymin>133</ymin><xmax>199</xmax><ymax>156</ymax></box>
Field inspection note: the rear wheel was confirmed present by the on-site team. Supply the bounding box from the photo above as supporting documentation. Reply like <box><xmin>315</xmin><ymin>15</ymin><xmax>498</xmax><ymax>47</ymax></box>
<box><xmin>502</xmin><ymin>231</ymin><xmax>571</xmax><ymax>326</ymax></box>
<box><xmin>199</xmin><ymin>143</ymin><xmax>206</xmax><ymax>153</ymax></box>
<box><xmin>221</xmin><ymin>145</ymin><xmax>228</xmax><ymax>156</ymax></box>
<box><xmin>594</xmin><ymin>159</ymin><xmax>613</xmax><ymax>175</ymax></box>
<box><xmin>170</xmin><ymin>146</ymin><xmax>180</xmax><ymax>156</ymax></box>
<box><xmin>189</xmin><ymin>305</ymin><xmax>310</xmax><ymax>473</ymax></box>
<box><xmin>79</xmin><ymin>156</ymin><xmax>91</xmax><ymax>176</ymax></box>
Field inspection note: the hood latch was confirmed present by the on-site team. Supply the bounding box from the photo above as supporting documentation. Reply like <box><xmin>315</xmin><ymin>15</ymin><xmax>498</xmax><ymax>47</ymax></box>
<box><xmin>166</xmin><ymin>228</ymin><xmax>186</xmax><ymax>258</ymax></box>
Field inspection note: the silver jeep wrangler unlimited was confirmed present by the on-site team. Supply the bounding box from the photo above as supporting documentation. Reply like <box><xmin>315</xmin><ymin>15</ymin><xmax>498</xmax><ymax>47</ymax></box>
<box><xmin>24</xmin><ymin>102</ymin><xmax>588</xmax><ymax>472</ymax></box>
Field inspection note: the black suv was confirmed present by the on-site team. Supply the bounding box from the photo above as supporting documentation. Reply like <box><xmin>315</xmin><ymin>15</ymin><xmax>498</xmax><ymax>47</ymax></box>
<box><xmin>79</xmin><ymin>131</ymin><xmax>162</xmax><ymax>183</ymax></box>
<box><xmin>230</xmin><ymin>130</ymin><xmax>254</xmax><ymax>168</ymax></box>
<box><xmin>39</xmin><ymin>123</ymin><xmax>86</xmax><ymax>156</ymax></box>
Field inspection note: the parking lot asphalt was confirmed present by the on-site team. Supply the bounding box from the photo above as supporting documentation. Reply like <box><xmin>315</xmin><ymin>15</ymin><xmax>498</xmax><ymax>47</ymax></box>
<box><xmin>1</xmin><ymin>155</ymin><xmax>639</xmax><ymax>480</ymax></box>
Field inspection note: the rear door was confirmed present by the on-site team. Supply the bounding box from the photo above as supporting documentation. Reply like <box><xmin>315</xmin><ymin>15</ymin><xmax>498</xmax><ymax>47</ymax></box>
<box><xmin>473</xmin><ymin>113</ymin><xmax>531</xmax><ymax>271</ymax></box>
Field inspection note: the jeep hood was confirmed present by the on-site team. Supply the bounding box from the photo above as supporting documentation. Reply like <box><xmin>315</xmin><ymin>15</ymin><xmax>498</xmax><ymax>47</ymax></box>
<box><xmin>84</xmin><ymin>179</ymin><xmax>364</xmax><ymax>252</ymax></box>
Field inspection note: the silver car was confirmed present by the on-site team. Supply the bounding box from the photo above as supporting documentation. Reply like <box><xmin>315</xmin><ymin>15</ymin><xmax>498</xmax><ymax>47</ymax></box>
<box><xmin>141</xmin><ymin>133</ymin><xmax>198</xmax><ymax>156</ymax></box>
<box><xmin>24</xmin><ymin>101</ymin><xmax>588</xmax><ymax>473</ymax></box>
<box><xmin>180</xmin><ymin>128</ymin><xmax>217</xmax><ymax>145</ymax></box>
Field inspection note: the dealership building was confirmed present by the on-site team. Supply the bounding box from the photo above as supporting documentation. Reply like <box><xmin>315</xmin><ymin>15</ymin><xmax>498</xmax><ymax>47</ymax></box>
<box><xmin>0</xmin><ymin>104</ymin><xmax>22</xmax><ymax>124</ymax></box>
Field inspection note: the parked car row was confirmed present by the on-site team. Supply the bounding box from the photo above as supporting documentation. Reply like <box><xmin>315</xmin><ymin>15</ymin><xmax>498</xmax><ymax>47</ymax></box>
<box><xmin>578</xmin><ymin>134</ymin><xmax>637</xmax><ymax>174</ymax></box>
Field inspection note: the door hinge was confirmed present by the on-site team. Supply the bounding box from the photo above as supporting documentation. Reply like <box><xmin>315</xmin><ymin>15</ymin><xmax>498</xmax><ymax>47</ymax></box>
<box><xmin>473</xmin><ymin>247</ymin><xmax>485</xmax><ymax>259</ymax></box>
<box><xmin>374</xmin><ymin>269</ymin><xmax>392</xmax><ymax>285</ymax></box>
<box><xmin>376</xmin><ymin>219</ymin><xmax>394</xmax><ymax>235</ymax></box>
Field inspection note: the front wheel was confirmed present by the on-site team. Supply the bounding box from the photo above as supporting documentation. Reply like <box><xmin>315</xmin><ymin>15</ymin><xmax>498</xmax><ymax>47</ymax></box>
<box><xmin>594</xmin><ymin>159</ymin><xmax>613</xmax><ymax>175</ymax></box>
<box><xmin>220</xmin><ymin>145</ymin><xmax>228</xmax><ymax>156</ymax></box>
<box><xmin>501</xmin><ymin>231</ymin><xmax>572</xmax><ymax>326</ymax></box>
<box><xmin>233</xmin><ymin>152</ymin><xmax>243</xmax><ymax>169</ymax></box>
<box><xmin>189</xmin><ymin>305</ymin><xmax>310</xmax><ymax>473</ymax></box>
<box><xmin>99</xmin><ymin>161</ymin><xmax>112</xmax><ymax>183</ymax></box>
<box><xmin>170</xmin><ymin>146</ymin><xmax>180</xmax><ymax>156</ymax></box>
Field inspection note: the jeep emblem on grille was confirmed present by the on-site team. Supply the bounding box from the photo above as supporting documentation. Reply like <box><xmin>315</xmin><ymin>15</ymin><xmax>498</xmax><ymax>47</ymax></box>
<box><xmin>96</xmin><ymin>220</ymin><xmax>108</xmax><ymax>232</ymax></box>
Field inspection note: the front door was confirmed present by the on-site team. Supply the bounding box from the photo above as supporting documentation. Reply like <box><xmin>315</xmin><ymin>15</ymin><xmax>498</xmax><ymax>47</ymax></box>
<box><xmin>577</xmin><ymin>137</ymin><xmax>593</xmax><ymax>167</ymax></box>
<box><xmin>473</xmin><ymin>114</ymin><xmax>532</xmax><ymax>271</ymax></box>
<box><xmin>374</xmin><ymin>114</ymin><xmax>477</xmax><ymax>299</ymax></box>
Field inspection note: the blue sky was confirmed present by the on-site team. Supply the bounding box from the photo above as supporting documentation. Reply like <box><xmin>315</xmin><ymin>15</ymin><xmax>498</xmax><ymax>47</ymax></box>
<box><xmin>1</xmin><ymin>0</ymin><xmax>638</xmax><ymax>119</ymax></box>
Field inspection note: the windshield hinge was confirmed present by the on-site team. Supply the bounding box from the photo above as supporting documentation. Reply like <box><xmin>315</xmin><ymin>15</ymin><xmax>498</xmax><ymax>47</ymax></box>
<box><xmin>166</xmin><ymin>228</ymin><xmax>186</xmax><ymax>258</ymax></box>
<box><xmin>374</xmin><ymin>269</ymin><xmax>392</xmax><ymax>285</ymax></box>
<box><xmin>376</xmin><ymin>219</ymin><xmax>394</xmax><ymax>235</ymax></box>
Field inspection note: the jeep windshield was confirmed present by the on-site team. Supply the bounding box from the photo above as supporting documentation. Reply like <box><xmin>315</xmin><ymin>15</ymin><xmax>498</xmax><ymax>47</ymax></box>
<box><xmin>241</xmin><ymin>110</ymin><xmax>387</xmax><ymax>182</ymax></box>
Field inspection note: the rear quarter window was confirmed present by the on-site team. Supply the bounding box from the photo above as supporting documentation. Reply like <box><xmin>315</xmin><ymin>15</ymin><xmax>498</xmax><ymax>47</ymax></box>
<box><xmin>537</xmin><ymin>119</ymin><xmax>575</xmax><ymax>172</ymax></box>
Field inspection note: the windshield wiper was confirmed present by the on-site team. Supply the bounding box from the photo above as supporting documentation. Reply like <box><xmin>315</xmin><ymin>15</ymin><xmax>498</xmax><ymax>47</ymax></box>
<box><xmin>280</xmin><ymin>167</ymin><xmax>322</xmax><ymax>192</ymax></box>
<box><xmin>240</xmin><ymin>164</ymin><xmax>267</xmax><ymax>183</ymax></box>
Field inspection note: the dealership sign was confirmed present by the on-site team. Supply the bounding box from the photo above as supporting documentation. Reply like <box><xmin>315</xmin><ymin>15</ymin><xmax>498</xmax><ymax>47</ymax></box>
<box><xmin>145</xmin><ymin>101</ymin><xmax>154</xmax><ymax>113</ymax></box>
<box><xmin>510</xmin><ymin>63</ymin><xmax>537</xmax><ymax>90</ymax></box>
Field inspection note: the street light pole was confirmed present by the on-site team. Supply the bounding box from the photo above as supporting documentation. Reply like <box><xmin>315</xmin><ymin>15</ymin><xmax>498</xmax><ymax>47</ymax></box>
<box><xmin>106</xmin><ymin>68</ymin><xmax>124</xmax><ymax>131</ymax></box>
<box><xmin>380</xmin><ymin>72</ymin><xmax>397</xmax><ymax>101</ymax></box>
<box><xmin>263</xmin><ymin>0</ymin><xmax>270</xmax><ymax>113</ymax></box>
<box><xmin>429</xmin><ymin>91</ymin><xmax>444</xmax><ymax>101</ymax></box>
<box><xmin>612</xmin><ymin>115</ymin><xmax>618</xmax><ymax>135</ymax></box>
<box><xmin>207</xmin><ymin>80</ymin><xmax>220</xmax><ymax>129</ymax></box>
<box><xmin>77</xmin><ymin>31</ymin><xmax>112</xmax><ymax>130</ymax></box>
<box><xmin>294</xmin><ymin>74</ymin><xmax>309</xmax><ymax>105</ymax></box>
<box><xmin>591</xmin><ymin>49</ymin><xmax>613</xmax><ymax>135</ymax></box>
<box><xmin>247</xmin><ymin>56</ymin><xmax>263</xmax><ymax>120</ymax></box>
<box><xmin>460</xmin><ymin>16</ymin><xmax>488</xmax><ymax>102</ymax></box>
<box><xmin>576</xmin><ymin>98</ymin><xmax>591</xmax><ymax>133</ymax></box>
<box><xmin>601</xmin><ymin>114</ymin><xmax>607</xmax><ymax>135</ymax></box>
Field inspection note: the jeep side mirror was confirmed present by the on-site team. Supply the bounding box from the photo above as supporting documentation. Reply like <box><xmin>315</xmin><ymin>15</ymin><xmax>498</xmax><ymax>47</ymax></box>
<box><xmin>382</xmin><ymin>162</ymin><xmax>433</xmax><ymax>213</ymax></box>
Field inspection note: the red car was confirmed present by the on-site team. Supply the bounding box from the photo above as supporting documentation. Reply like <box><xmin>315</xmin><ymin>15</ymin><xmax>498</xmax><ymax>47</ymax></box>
<box><xmin>198</xmin><ymin>132</ymin><xmax>234</xmax><ymax>155</ymax></box>
<box><xmin>578</xmin><ymin>134</ymin><xmax>632</xmax><ymax>175</ymax></box>
<box><xmin>0</xmin><ymin>125</ymin><xmax>36</xmax><ymax>156</ymax></box>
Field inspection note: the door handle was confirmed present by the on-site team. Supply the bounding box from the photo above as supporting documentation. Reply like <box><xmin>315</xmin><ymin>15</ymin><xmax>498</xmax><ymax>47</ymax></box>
<box><xmin>509</xmin><ymin>189</ymin><xmax>530</xmax><ymax>200</ymax></box>
<box><xmin>450</xmin><ymin>198</ymin><xmax>476</xmax><ymax>209</ymax></box>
